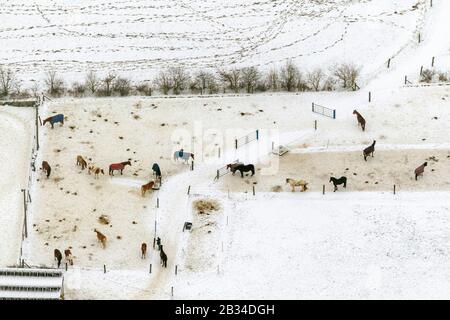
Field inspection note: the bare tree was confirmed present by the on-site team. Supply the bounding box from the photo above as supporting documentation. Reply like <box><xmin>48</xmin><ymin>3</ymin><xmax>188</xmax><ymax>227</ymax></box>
<box><xmin>193</xmin><ymin>70</ymin><xmax>214</xmax><ymax>95</ymax></box>
<box><xmin>241</xmin><ymin>66</ymin><xmax>260</xmax><ymax>93</ymax></box>
<box><xmin>98</xmin><ymin>73</ymin><xmax>116</xmax><ymax>96</ymax></box>
<box><xmin>85</xmin><ymin>70</ymin><xmax>99</xmax><ymax>94</ymax></box>
<box><xmin>217</xmin><ymin>68</ymin><xmax>241</xmax><ymax>93</ymax></box>
<box><xmin>154</xmin><ymin>69</ymin><xmax>173</xmax><ymax>95</ymax></box>
<box><xmin>307</xmin><ymin>68</ymin><xmax>324</xmax><ymax>91</ymax></box>
<box><xmin>420</xmin><ymin>69</ymin><xmax>435</xmax><ymax>83</ymax></box>
<box><xmin>169</xmin><ymin>66</ymin><xmax>189</xmax><ymax>95</ymax></box>
<box><xmin>280</xmin><ymin>60</ymin><xmax>299</xmax><ymax>92</ymax></box>
<box><xmin>331</xmin><ymin>63</ymin><xmax>360</xmax><ymax>89</ymax></box>
<box><xmin>45</xmin><ymin>70</ymin><xmax>65</xmax><ymax>96</ymax></box>
<box><xmin>0</xmin><ymin>66</ymin><xmax>16</xmax><ymax>97</ymax></box>
<box><xmin>322</xmin><ymin>76</ymin><xmax>336</xmax><ymax>91</ymax></box>
<box><xmin>136</xmin><ymin>81</ymin><xmax>152</xmax><ymax>96</ymax></box>
<box><xmin>266</xmin><ymin>68</ymin><xmax>279</xmax><ymax>91</ymax></box>
<box><xmin>206</xmin><ymin>73</ymin><xmax>219</xmax><ymax>94</ymax></box>
<box><xmin>113</xmin><ymin>77</ymin><xmax>132</xmax><ymax>96</ymax></box>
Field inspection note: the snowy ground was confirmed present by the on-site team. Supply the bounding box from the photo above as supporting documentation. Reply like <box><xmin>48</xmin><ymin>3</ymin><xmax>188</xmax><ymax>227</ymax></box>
<box><xmin>0</xmin><ymin>106</ymin><xmax>34</xmax><ymax>267</ymax></box>
<box><xmin>1</xmin><ymin>0</ymin><xmax>450</xmax><ymax>300</ymax></box>
<box><xmin>0</xmin><ymin>0</ymin><xmax>430</xmax><ymax>86</ymax></box>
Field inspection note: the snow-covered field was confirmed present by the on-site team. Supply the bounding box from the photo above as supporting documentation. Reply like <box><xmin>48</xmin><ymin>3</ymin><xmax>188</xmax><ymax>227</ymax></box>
<box><xmin>0</xmin><ymin>107</ymin><xmax>33</xmax><ymax>267</ymax></box>
<box><xmin>0</xmin><ymin>0</ymin><xmax>431</xmax><ymax>85</ymax></box>
<box><xmin>1</xmin><ymin>0</ymin><xmax>450</xmax><ymax>300</ymax></box>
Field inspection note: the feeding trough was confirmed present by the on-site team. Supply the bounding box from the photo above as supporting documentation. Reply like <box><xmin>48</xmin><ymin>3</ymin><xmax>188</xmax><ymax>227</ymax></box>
<box><xmin>272</xmin><ymin>145</ymin><xmax>289</xmax><ymax>156</ymax></box>
<box><xmin>183</xmin><ymin>222</ymin><xmax>193</xmax><ymax>232</ymax></box>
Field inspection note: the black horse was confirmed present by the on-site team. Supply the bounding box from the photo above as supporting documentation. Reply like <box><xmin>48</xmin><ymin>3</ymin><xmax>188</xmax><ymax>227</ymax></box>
<box><xmin>329</xmin><ymin>176</ymin><xmax>347</xmax><ymax>192</ymax></box>
<box><xmin>160</xmin><ymin>245</ymin><xmax>167</xmax><ymax>268</ymax></box>
<box><xmin>152</xmin><ymin>163</ymin><xmax>162</xmax><ymax>182</ymax></box>
<box><xmin>228</xmin><ymin>164</ymin><xmax>255</xmax><ymax>178</ymax></box>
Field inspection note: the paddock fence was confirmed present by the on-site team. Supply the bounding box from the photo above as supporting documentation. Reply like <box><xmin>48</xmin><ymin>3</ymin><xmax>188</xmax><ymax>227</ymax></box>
<box><xmin>214</xmin><ymin>159</ymin><xmax>240</xmax><ymax>181</ymax></box>
<box><xmin>235</xmin><ymin>130</ymin><xmax>259</xmax><ymax>149</ymax></box>
<box><xmin>312</xmin><ymin>102</ymin><xmax>336</xmax><ymax>119</ymax></box>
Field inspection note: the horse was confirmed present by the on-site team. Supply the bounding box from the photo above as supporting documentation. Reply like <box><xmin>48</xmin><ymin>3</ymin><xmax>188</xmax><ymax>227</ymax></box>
<box><xmin>109</xmin><ymin>161</ymin><xmax>131</xmax><ymax>176</ymax></box>
<box><xmin>173</xmin><ymin>149</ymin><xmax>194</xmax><ymax>163</ymax></box>
<box><xmin>160</xmin><ymin>245</ymin><xmax>168</xmax><ymax>268</ymax></box>
<box><xmin>64</xmin><ymin>249</ymin><xmax>73</xmax><ymax>266</ymax></box>
<box><xmin>41</xmin><ymin>161</ymin><xmax>51</xmax><ymax>178</ymax></box>
<box><xmin>227</xmin><ymin>164</ymin><xmax>255</xmax><ymax>178</ymax></box>
<box><xmin>226</xmin><ymin>162</ymin><xmax>244</xmax><ymax>175</ymax></box>
<box><xmin>43</xmin><ymin>114</ymin><xmax>64</xmax><ymax>129</ymax></box>
<box><xmin>94</xmin><ymin>229</ymin><xmax>107</xmax><ymax>248</ymax></box>
<box><xmin>88</xmin><ymin>165</ymin><xmax>104</xmax><ymax>179</ymax></box>
<box><xmin>286</xmin><ymin>178</ymin><xmax>308</xmax><ymax>192</ymax></box>
<box><xmin>152</xmin><ymin>163</ymin><xmax>162</xmax><ymax>181</ymax></box>
<box><xmin>141</xmin><ymin>243</ymin><xmax>147</xmax><ymax>259</ymax></box>
<box><xmin>156</xmin><ymin>237</ymin><xmax>162</xmax><ymax>251</ymax></box>
<box><xmin>76</xmin><ymin>155</ymin><xmax>87</xmax><ymax>170</ymax></box>
<box><xmin>415</xmin><ymin>162</ymin><xmax>428</xmax><ymax>180</ymax></box>
<box><xmin>54</xmin><ymin>249</ymin><xmax>62</xmax><ymax>268</ymax></box>
<box><xmin>363</xmin><ymin>140</ymin><xmax>376</xmax><ymax>161</ymax></box>
<box><xmin>329</xmin><ymin>176</ymin><xmax>347</xmax><ymax>192</ymax></box>
<box><xmin>353</xmin><ymin>110</ymin><xmax>366</xmax><ymax>131</ymax></box>
<box><xmin>141</xmin><ymin>181</ymin><xmax>155</xmax><ymax>197</ymax></box>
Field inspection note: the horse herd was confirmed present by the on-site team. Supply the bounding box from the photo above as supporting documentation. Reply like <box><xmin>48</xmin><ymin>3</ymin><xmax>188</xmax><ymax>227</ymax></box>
<box><xmin>42</xmin><ymin>113</ymin><xmax>178</xmax><ymax>270</ymax></box>
<box><xmin>221</xmin><ymin>110</ymin><xmax>429</xmax><ymax>192</ymax></box>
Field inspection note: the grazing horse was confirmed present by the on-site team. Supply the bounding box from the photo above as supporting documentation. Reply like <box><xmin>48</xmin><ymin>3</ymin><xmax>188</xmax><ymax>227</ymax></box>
<box><xmin>94</xmin><ymin>229</ymin><xmax>107</xmax><ymax>248</ymax></box>
<box><xmin>54</xmin><ymin>249</ymin><xmax>62</xmax><ymax>268</ymax></box>
<box><xmin>88</xmin><ymin>165</ymin><xmax>104</xmax><ymax>179</ymax></box>
<box><xmin>363</xmin><ymin>140</ymin><xmax>376</xmax><ymax>161</ymax></box>
<box><xmin>64</xmin><ymin>249</ymin><xmax>73</xmax><ymax>266</ymax></box>
<box><xmin>414</xmin><ymin>162</ymin><xmax>428</xmax><ymax>180</ymax></box>
<box><xmin>329</xmin><ymin>176</ymin><xmax>347</xmax><ymax>192</ymax></box>
<box><xmin>141</xmin><ymin>243</ymin><xmax>147</xmax><ymax>259</ymax></box>
<box><xmin>353</xmin><ymin>110</ymin><xmax>366</xmax><ymax>131</ymax></box>
<box><xmin>141</xmin><ymin>181</ymin><xmax>155</xmax><ymax>197</ymax></box>
<box><xmin>160</xmin><ymin>245</ymin><xmax>168</xmax><ymax>268</ymax></box>
<box><xmin>109</xmin><ymin>161</ymin><xmax>131</xmax><ymax>176</ymax></box>
<box><xmin>226</xmin><ymin>162</ymin><xmax>244</xmax><ymax>175</ymax></box>
<box><xmin>173</xmin><ymin>149</ymin><xmax>194</xmax><ymax>163</ymax></box>
<box><xmin>43</xmin><ymin>114</ymin><xmax>64</xmax><ymax>129</ymax></box>
<box><xmin>227</xmin><ymin>164</ymin><xmax>255</xmax><ymax>178</ymax></box>
<box><xmin>41</xmin><ymin>161</ymin><xmax>51</xmax><ymax>178</ymax></box>
<box><xmin>76</xmin><ymin>155</ymin><xmax>87</xmax><ymax>170</ymax></box>
<box><xmin>286</xmin><ymin>178</ymin><xmax>308</xmax><ymax>192</ymax></box>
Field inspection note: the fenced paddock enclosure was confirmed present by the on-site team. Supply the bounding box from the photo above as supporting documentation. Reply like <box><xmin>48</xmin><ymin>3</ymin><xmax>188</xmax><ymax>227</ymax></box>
<box><xmin>312</xmin><ymin>103</ymin><xmax>336</xmax><ymax>119</ymax></box>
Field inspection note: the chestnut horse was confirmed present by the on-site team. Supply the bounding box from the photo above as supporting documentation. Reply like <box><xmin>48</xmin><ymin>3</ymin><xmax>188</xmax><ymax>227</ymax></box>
<box><xmin>141</xmin><ymin>243</ymin><xmax>147</xmax><ymax>259</ymax></box>
<box><xmin>64</xmin><ymin>249</ymin><xmax>74</xmax><ymax>266</ymax></box>
<box><xmin>43</xmin><ymin>114</ymin><xmax>64</xmax><ymax>129</ymax></box>
<box><xmin>109</xmin><ymin>161</ymin><xmax>131</xmax><ymax>176</ymax></box>
<box><xmin>141</xmin><ymin>181</ymin><xmax>155</xmax><ymax>197</ymax></box>
<box><xmin>42</xmin><ymin>161</ymin><xmax>51</xmax><ymax>178</ymax></box>
<box><xmin>363</xmin><ymin>140</ymin><xmax>376</xmax><ymax>161</ymax></box>
<box><xmin>76</xmin><ymin>155</ymin><xmax>87</xmax><ymax>170</ymax></box>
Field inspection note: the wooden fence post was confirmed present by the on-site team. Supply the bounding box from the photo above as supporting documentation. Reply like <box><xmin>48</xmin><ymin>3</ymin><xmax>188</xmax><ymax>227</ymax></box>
<box><xmin>175</xmin><ymin>265</ymin><xmax>178</xmax><ymax>275</ymax></box>
<box><xmin>187</xmin><ymin>186</ymin><xmax>191</xmax><ymax>195</ymax></box>
<box><xmin>387</xmin><ymin>58</ymin><xmax>391</xmax><ymax>68</ymax></box>
<box><xmin>191</xmin><ymin>161</ymin><xmax>194</xmax><ymax>171</ymax></box>
<box><xmin>420</xmin><ymin>66</ymin><xmax>423</xmax><ymax>76</ymax></box>
<box><xmin>21</xmin><ymin>189</ymin><xmax>27</xmax><ymax>238</ymax></box>
<box><xmin>153</xmin><ymin>237</ymin><xmax>155</xmax><ymax>249</ymax></box>
<box><xmin>322</xmin><ymin>185</ymin><xmax>325</xmax><ymax>195</ymax></box>
<box><xmin>314</xmin><ymin>120</ymin><xmax>317</xmax><ymax>130</ymax></box>
<box><xmin>252</xmin><ymin>185</ymin><xmax>255</xmax><ymax>196</ymax></box>
<box><xmin>171</xmin><ymin>286</ymin><xmax>174</xmax><ymax>296</ymax></box>
<box><xmin>103</xmin><ymin>265</ymin><xmax>106</xmax><ymax>273</ymax></box>
<box><xmin>218</xmin><ymin>147</ymin><xmax>221</xmax><ymax>158</ymax></box>
<box><xmin>432</xmin><ymin>56</ymin><xmax>435</xmax><ymax>67</ymax></box>
<box><xmin>418</xmin><ymin>33</ymin><xmax>421</xmax><ymax>43</ymax></box>
<box><xmin>149</xmin><ymin>264</ymin><xmax>152</xmax><ymax>274</ymax></box>
<box><xmin>393</xmin><ymin>184</ymin><xmax>396</xmax><ymax>195</ymax></box>
<box><xmin>235</xmin><ymin>139</ymin><xmax>238</xmax><ymax>149</ymax></box>
<box><xmin>369</xmin><ymin>91</ymin><xmax>371</xmax><ymax>102</ymax></box>
<box><xmin>157</xmin><ymin>198</ymin><xmax>159</xmax><ymax>208</ymax></box>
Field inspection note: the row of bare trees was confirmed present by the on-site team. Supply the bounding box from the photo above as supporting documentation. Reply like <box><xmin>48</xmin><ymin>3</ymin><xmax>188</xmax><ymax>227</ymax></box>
<box><xmin>0</xmin><ymin>61</ymin><xmax>361</xmax><ymax>99</ymax></box>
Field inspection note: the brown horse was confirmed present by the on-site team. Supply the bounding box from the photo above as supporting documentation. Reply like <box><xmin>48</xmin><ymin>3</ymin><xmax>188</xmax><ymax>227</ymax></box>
<box><xmin>76</xmin><ymin>155</ymin><xmax>87</xmax><ymax>170</ymax></box>
<box><xmin>54</xmin><ymin>249</ymin><xmax>62</xmax><ymax>268</ymax></box>
<box><xmin>42</xmin><ymin>161</ymin><xmax>51</xmax><ymax>178</ymax></box>
<box><xmin>141</xmin><ymin>243</ymin><xmax>147</xmax><ymax>259</ymax></box>
<box><xmin>141</xmin><ymin>181</ymin><xmax>155</xmax><ymax>197</ymax></box>
<box><xmin>64</xmin><ymin>249</ymin><xmax>74</xmax><ymax>266</ymax></box>
<box><xmin>109</xmin><ymin>161</ymin><xmax>131</xmax><ymax>176</ymax></box>
<box><xmin>94</xmin><ymin>229</ymin><xmax>107</xmax><ymax>248</ymax></box>
<box><xmin>415</xmin><ymin>162</ymin><xmax>428</xmax><ymax>180</ymax></box>
<box><xmin>353</xmin><ymin>110</ymin><xmax>366</xmax><ymax>131</ymax></box>
<box><xmin>88</xmin><ymin>165</ymin><xmax>105</xmax><ymax>179</ymax></box>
